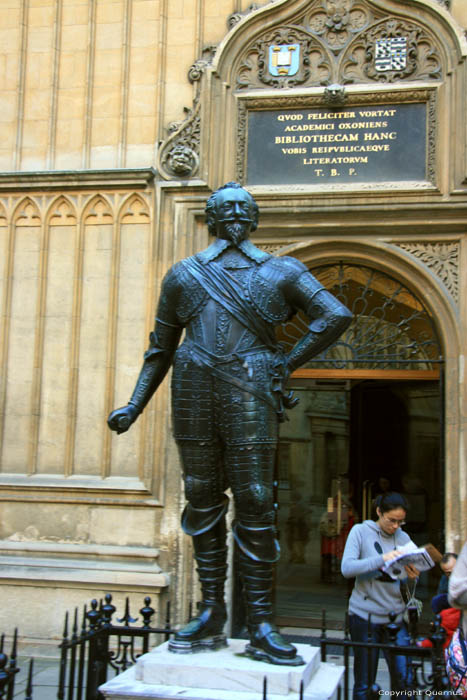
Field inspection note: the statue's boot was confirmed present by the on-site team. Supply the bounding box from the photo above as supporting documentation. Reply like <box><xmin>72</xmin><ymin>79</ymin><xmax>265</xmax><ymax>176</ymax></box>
<box><xmin>169</xmin><ymin>500</ymin><xmax>228</xmax><ymax>653</ymax></box>
<box><xmin>234</xmin><ymin>522</ymin><xmax>304</xmax><ymax>666</ymax></box>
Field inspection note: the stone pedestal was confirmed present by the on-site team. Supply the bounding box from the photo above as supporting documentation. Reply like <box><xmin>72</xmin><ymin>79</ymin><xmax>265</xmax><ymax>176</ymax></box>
<box><xmin>99</xmin><ymin>639</ymin><xmax>344</xmax><ymax>700</ymax></box>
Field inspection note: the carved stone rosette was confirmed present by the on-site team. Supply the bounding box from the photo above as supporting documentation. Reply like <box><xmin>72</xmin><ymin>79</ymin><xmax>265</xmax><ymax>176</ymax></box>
<box><xmin>303</xmin><ymin>0</ymin><xmax>378</xmax><ymax>54</ymax></box>
<box><xmin>396</xmin><ymin>242</ymin><xmax>459</xmax><ymax>304</ymax></box>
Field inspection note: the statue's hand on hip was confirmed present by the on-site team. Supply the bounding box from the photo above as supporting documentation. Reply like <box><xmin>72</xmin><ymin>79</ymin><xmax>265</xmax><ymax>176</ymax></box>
<box><xmin>107</xmin><ymin>404</ymin><xmax>139</xmax><ymax>434</ymax></box>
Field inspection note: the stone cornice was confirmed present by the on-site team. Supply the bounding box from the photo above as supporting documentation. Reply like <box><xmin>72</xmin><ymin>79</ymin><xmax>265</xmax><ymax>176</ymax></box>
<box><xmin>0</xmin><ymin>168</ymin><xmax>157</xmax><ymax>191</ymax></box>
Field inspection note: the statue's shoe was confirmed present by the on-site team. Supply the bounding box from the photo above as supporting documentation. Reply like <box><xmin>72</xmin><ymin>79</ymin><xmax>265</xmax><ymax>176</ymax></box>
<box><xmin>168</xmin><ymin>603</ymin><xmax>227</xmax><ymax>653</ymax></box>
<box><xmin>245</xmin><ymin>621</ymin><xmax>305</xmax><ymax>666</ymax></box>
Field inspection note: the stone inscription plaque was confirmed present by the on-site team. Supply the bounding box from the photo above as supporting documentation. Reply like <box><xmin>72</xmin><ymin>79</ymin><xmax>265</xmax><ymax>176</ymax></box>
<box><xmin>246</xmin><ymin>103</ymin><xmax>427</xmax><ymax>185</ymax></box>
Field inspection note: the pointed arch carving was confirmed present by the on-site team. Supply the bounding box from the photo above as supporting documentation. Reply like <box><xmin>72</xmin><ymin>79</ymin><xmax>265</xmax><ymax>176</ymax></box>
<box><xmin>47</xmin><ymin>196</ymin><xmax>77</xmax><ymax>226</ymax></box>
<box><xmin>0</xmin><ymin>201</ymin><xmax>7</xmax><ymax>226</ymax></box>
<box><xmin>218</xmin><ymin>0</ymin><xmax>465</xmax><ymax>80</ymax></box>
<box><xmin>119</xmin><ymin>194</ymin><xmax>150</xmax><ymax>224</ymax></box>
<box><xmin>13</xmin><ymin>198</ymin><xmax>41</xmax><ymax>227</ymax></box>
<box><xmin>83</xmin><ymin>196</ymin><xmax>114</xmax><ymax>225</ymax></box>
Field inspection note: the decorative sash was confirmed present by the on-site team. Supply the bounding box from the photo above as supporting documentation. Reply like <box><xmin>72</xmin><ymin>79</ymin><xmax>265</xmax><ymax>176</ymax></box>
<box><xmin>181</xmin><ymin>255</ymin><xmax>277</xmax><ymax>352</ymax></box>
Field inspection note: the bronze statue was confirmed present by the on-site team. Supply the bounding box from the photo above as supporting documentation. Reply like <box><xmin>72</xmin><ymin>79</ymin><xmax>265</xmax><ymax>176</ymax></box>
<box><xmin>108</xmin><ymin>182</ymin><xmax>352</xmax><ymax>665</ymax></box>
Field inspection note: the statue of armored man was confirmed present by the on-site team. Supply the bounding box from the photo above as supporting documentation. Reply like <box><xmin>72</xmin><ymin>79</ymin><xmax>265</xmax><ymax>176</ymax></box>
<box><xmin>108</xmin><ymin>182</ymin><xmax>352</xmax><ymax>665</ymax></box>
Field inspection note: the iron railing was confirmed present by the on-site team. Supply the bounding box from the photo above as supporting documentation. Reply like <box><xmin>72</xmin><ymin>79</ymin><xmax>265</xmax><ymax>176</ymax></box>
<box><xmin>0</xmin><ymin>629</ymin><xmax>34</xmax><ymax>700</ymax></box>
<box><xmin>320</xmin><ymin>608</ymin><xmax>451</xmax><ymax>698</ymax></box>
<box><xmin>57</xmin><ymin>595</ymin><xmax>456</xmax><ymax>699</ymax></box>
<box><xmin>58</xmin><ymin>594</ymin><xmax>175</xmax><ymax>700</ymax></box>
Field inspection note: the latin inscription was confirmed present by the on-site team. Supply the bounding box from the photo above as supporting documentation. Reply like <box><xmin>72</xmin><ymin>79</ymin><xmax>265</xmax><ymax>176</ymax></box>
<box><xmin>246</xmin><ymin>103</ymin><xmax>427</xmax><ymax>185</ymax></box>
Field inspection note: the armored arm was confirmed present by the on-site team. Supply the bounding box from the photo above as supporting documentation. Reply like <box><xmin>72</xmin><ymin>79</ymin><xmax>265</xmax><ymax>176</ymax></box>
<box><xmin>108</xmin><ymin>319</ymin><xmax>182</xmax><ymax>433</ymax></box>
<box><xmin>285</xmin><ymin>268</ymin><xmax>352</xmax><ymax>372</ymax></box>
<box><xmin>108</xmin><ymin>270</ymin><xmax>183</xmax><ymax>434</ymax></box>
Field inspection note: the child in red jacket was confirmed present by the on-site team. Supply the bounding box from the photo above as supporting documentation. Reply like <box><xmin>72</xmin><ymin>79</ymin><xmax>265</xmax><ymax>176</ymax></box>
<box><xmin>417</xmin><ymin>594</ymin><xmax>461</xmax><ymax>649</ymax></box>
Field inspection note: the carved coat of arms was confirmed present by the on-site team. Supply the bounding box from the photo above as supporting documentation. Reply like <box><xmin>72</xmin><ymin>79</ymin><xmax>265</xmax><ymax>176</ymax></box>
<box><xmin>268</xmin><ymin>44</ymin><xmax>300</xmax><ymax>76</ymax></box>
<box><xmin>374</xmin><ymin>37</ymin><xmax>408</xmax><ymax>72</ymax></box>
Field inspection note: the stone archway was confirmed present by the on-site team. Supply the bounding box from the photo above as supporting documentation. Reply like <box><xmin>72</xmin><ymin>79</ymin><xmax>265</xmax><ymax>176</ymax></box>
<box><xmin>274</xmin><ymin>239</ymin><xmax>463</xmax><ymax>549</ymax></box>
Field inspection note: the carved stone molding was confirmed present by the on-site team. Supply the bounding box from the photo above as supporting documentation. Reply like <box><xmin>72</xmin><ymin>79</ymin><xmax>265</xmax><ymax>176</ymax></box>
<box><xmin>227</xmin><ymin>1</ymin><xmax>278</xmax><ymax>30</ymax></box>
<box><xmin>236</xmin><ymin>89</ymin><xmax>437</xmax><ymax>184</ymax></box>
<box><xmin>396</xmin><ymin>242</ymin><xmax>459</xmax><ymax>303</ymax></box>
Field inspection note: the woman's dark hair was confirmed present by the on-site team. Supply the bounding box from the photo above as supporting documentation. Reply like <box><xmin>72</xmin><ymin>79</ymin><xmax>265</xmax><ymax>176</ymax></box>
<box><xmin>375</xmin><ymin>491</ymin><xmax>409</xmax><ymax>514</ymax></box>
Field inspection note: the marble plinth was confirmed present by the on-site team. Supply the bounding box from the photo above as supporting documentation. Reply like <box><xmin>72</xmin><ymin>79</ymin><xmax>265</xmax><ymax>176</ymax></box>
<box><xmin>99</xmin><ymin>639</ymin><xmax>345</xmax><ymax>700</ymax></box>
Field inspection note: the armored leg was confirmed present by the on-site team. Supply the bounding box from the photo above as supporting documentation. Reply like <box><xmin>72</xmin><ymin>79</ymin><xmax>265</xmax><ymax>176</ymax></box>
<box><xmin>233</xmin><ymin>521</ymin><xmax>303</xmax><ymax>665</ymax></box>
<box><xmin>169</xmin><ymin>498</ymin><xmax>229</xmax><ymax>653</ymax></box>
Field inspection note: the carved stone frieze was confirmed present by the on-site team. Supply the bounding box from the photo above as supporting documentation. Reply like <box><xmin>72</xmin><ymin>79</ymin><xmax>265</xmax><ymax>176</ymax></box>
<box><xmin>396</xmin><ymin>242</ymin><xmax>459</xmax><ymax>303</ymax></box>
<box><xmin>256</xmin><ymin>243</ymin><xmax>289</xmax><ymax>254</ymax></box>
<box><xmin>341</xmin><ymin>18</ymin><xmax>442</xmax><ymax>84</ymax></box>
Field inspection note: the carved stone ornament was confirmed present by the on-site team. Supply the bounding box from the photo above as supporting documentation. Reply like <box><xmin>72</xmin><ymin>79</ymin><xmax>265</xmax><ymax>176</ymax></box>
<box><xmin>396</xmin><ymin>242</ymin><xmax>459</xmax><ymax>304</ymax></box>
<box><xmin>323</xmin><ymin>83</ymin><xmax>347</xmax><ymax>106</ymax></box>
<box><xmin>157</xmin><ymin>46</ymin><xmax>216</xmax><ymax>180</ymax></box>
<box><xmin>236</xmin><ymin>26</ymin><xmax>330</xmax><ymax>89</ymax></box>
<box><xmin>188</xmin><ymin>45</ymin><xmax>217</xmax><ymax>84</ymax></box>
<box><xmin>227</xmin><ymin>1</ymin><xmax>279</xmax><ymax>30</ymax></box>
<box><xmin>233</xmin><ymin>1</ymin><xmax>443</xmax><ymax>88</ymax></box>
<box><xmin>304</xmin><ymin>0</ymin><xmax>377</xmax><ymax>54</ymax></box>
<box><xmin>341</xmin><ymin>18</ymin><xmax>442</xmax><ymax>83</ymax></box>
<box><xmin>157</xmin><ymin>98</ymin><xmax>201</xmax><ymax>180</ymax></box>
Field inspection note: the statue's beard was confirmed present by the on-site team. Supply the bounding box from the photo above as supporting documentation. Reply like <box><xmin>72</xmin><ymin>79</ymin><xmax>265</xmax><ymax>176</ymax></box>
<box><xmin>223</xmin><ymin>221</ymin><xmax>249</xmax><ymax>245</ymax></box>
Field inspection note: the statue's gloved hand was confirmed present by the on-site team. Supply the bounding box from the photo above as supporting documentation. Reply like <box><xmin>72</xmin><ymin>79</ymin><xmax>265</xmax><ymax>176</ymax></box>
<box><xmin>107</xmin><ymin>404</ymin><xmax>140</xmax><ymax>435</ymax></box>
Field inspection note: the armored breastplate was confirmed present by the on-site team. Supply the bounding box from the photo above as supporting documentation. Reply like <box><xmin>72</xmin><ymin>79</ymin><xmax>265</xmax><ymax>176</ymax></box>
<box><xmin>185</xmin><ymin>248</ymin><xmax>266</xmax><ymax>354</ymax></box>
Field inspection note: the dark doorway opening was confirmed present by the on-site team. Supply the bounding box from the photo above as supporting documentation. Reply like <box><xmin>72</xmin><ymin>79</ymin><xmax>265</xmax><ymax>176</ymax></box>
<box><xmin>273</xmin><ymin>376</ymin><xmax>443</xmax><ymax>629</ymax></box>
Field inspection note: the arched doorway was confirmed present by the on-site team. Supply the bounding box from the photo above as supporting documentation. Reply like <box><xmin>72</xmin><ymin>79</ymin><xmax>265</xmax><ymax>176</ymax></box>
<box><xmin>274</xmin><ymin>262</ymin><xmax>443</xmax><ymax>628</ymax></box>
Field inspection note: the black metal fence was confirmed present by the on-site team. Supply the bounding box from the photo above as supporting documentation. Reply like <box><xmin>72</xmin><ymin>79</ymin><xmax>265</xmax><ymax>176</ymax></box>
<box><xmin>2</xmin><ymin>597</ymin><xmax>458</xmax><ymax>700</ymax></box>
<box><xmin>58</xmin><ymin>593</ymin><xmax>175</xmax><ymax>700</ymax></box>
<box><xmin>0</xmin><ymin>629</ymin><xmax>34</xmax><ymax>700</ymax></box>
<box><xmin>320</xmin><ymin>609</ymin><xmax>452</xmax><ymax>698</ymax></box>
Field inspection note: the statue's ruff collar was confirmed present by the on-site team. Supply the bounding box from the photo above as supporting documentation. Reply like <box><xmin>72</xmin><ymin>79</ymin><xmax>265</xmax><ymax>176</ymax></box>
<box><xmin>196</xmin><ymin>237</ymin><xmax>270</xmax><ymax>264</ymax></box>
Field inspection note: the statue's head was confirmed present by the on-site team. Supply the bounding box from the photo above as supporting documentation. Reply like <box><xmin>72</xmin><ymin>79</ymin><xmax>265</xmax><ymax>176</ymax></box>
<box><xmin>205</xmin><ymin>182</ymin><xmax>259</xmax><ymax>243</ymax></box>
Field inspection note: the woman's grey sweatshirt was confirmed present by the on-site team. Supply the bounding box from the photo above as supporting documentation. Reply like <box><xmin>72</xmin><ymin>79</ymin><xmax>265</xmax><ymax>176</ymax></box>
<box><xmin>341</xmin><ymin>519</ymin><xmax>413</xmax><ymax>624</ymax></box>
